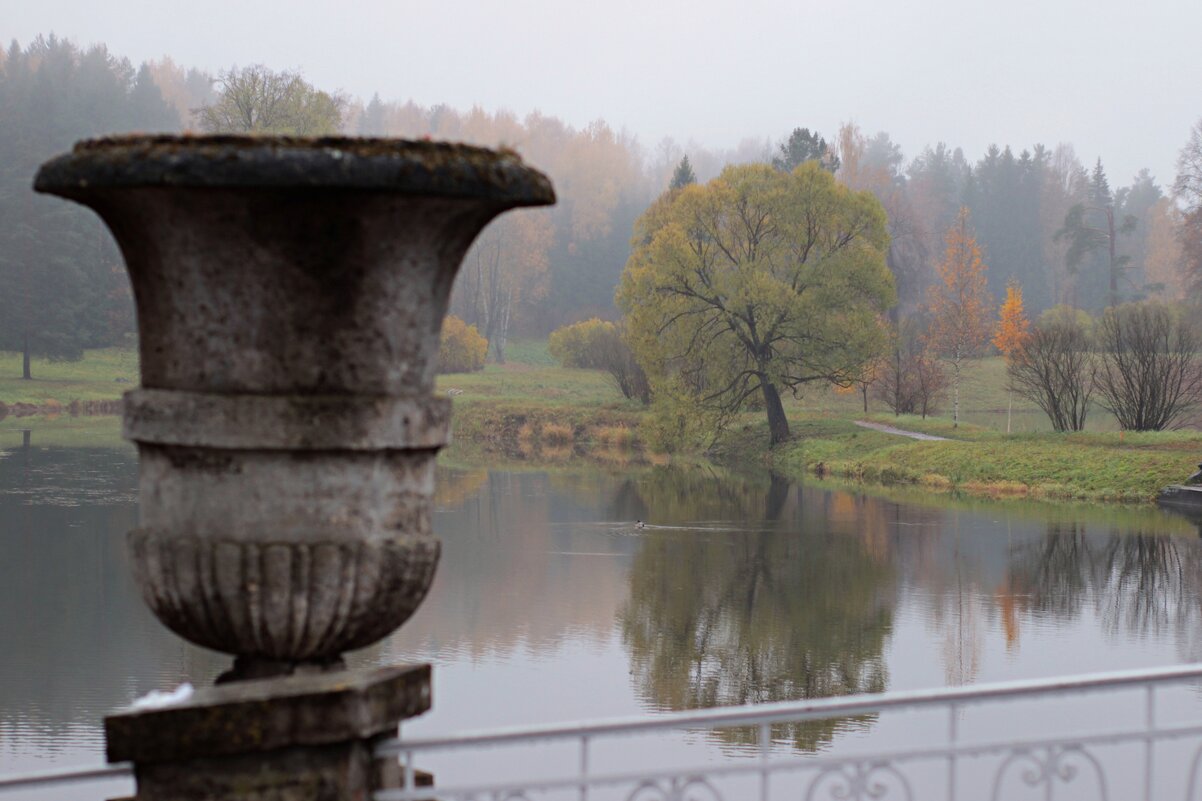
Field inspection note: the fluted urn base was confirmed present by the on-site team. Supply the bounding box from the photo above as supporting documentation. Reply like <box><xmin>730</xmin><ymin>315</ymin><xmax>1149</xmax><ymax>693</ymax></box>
<box><xmin>123</xmin><ymin>389</ymin><xmax>449</xmax><ymax>677</ymax></box>
<box><xmin>129</xmin><ymin>528</ymin><xmax>439</xmax><ymax>679</ymax></box>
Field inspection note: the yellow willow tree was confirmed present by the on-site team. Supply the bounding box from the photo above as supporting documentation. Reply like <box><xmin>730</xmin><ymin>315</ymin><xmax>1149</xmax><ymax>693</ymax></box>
<box><xmin>618</xmin><ymin>162</ymin><xmax>894</xmax><ymax>446</ymax></box>
<box><xmin>992</xmin><ymin>281</ymin><xmax>1031</xmax><ymax>433</ymax></box>
<box><xmin>927</xmin><ymin>208</ymin><xmax>993</xmax><ymax>427</ymax></box>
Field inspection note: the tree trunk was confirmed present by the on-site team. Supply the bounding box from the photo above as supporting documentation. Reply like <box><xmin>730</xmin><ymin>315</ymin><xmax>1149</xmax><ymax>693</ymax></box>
<box><xmin>761</xmin><ymin>382</ymin><xmax>790</xmax><ymax>446</ymax></box>
<box><xmin>952</xmin><ymin>359</ymin><xmax>960</xmax><ymax>428</ymax></box>
<box><xmin>22</xmin><ymin>332</ymin><xmax>31</xmax><ymax>380</ymax></box>
<box><xmin>861</xmin><ymin>384</ymin><xmax>868</xmax><ymax>414</ymax></box>
<box><xmin>893</xmin><ymin>347</ymin><xmax>901</xmax><ymax>417</ymax></box>
<box><xmin>493</xmin><ymin>289</ymin><xmax>510</xmax><ymax>364</ymax></box>
<box><xmin>1107</xmin><ymin>208</ymin><xmax>1119</xmax><ymax>308</ymax></box>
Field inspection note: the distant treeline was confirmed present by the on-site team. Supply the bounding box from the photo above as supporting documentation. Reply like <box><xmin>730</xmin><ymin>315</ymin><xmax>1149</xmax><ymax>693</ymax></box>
<box><xmin>0</xmin><ymin>35</ymin><xmax>1194</xmax><ymax>372</ymax></box>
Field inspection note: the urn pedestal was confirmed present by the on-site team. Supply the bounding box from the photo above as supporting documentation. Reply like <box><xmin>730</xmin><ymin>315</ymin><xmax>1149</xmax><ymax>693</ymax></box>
<box><xmin>35</xmin><ymin>135</ymin><xmax>555</xmax><ymax>798</ymax></box>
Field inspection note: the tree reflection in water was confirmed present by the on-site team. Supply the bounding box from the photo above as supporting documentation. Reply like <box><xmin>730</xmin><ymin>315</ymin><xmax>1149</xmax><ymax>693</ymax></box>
<box><xmin>619</xmin><ymin>470</ymin><xmax>895</xmax><ymax>752</ymax></box>
<box><xmin>1011</xmin><ymin>518</ymin><xmax>1202</xmax><ymax>659</ymax></box>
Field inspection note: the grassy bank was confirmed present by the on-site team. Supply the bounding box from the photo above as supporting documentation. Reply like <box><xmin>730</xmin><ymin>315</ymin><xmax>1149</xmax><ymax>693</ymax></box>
<box><xmin>0</xmin><ymin>415</ymin><xmax>127</xmax><ymax>448</ymax></box>
<box><xmin>436</xmin><ymin>341</ymin><xmax>651</xmax><ymax>463</ymax></box>
<box><xmin>718</xmin><ymin>415</ymin><xmax>1202</xmax><ymax>504</ymax></box>
<box><xmin>4</xmin><ymin>344</ymin><xmax>1199</xmax><ymax>504</ymax></box>
<box><xmin>0</xmin><ymin>348</ymin><xmax>138</xmax><ymax>406</ymax></box>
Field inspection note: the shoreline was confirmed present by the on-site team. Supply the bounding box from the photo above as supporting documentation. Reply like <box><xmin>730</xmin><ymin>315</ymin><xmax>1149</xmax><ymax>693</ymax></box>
<box><xmin>3</xmin><ymin>399</ymin><xmax>1198</xmax><ymax>506</ymax></box>
<box><xmin>4</xmin><ymin>347</ymin><xmax>1201</xmax><ymax>507</ymax></box>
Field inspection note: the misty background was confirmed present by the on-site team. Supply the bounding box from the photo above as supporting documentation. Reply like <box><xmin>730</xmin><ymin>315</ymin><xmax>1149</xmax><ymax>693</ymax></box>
<box><xmin>5</xmin><ymin>0</ymin><xmax>1196</xmax><ymax>184</ymax></box>
<box><xmin>2</xmin><ymin>0</ymin><xmax>1200</xmax><ymax>364</ymax></box>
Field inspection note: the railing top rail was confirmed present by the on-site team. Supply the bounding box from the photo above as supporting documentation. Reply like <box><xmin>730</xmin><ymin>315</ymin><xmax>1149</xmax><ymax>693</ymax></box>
<box><xmin>376</xmin><ymin>662</ymin><xmax>1202</xmax><ymax>755</ymax></box>
<box><xmin>376</xmin><ymin>719</ymin><xmax>1202</xmax><ymax>801</ymax></box>
<box><xmin>0</xmin><ymin>761</ymin><xmax>130</xmax><ymax>791</ymax></box>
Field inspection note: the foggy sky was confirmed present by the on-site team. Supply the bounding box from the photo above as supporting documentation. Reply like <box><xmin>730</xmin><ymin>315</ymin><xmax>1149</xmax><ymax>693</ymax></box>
<box><xmin>5</xmin><ymin>0</ymin><xmax>1199</xmax><ymax>186</ymax></box>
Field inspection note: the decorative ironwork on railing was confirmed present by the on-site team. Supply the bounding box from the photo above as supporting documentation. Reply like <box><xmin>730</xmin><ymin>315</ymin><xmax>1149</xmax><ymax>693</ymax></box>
<box><xmin>3</xmin><ymin>664</ymin><xmax>1202</xmax><ymax>799</ymax></box>
<box><xmin>373</xmin><ymin>663</ymin><xmax>1202</xmax><ymax>801</ymax></box>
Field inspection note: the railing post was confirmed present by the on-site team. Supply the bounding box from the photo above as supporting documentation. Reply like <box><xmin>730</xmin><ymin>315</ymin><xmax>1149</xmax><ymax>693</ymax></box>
<box><xmin>580</xmin><ymin>735</ymin><xmax>590</xmax><ymax>801</ymax></box>
<box><xmin>947</xmin><ymin>702</ymin><xmax>958</xmax><ymax>801</ymax></box>
<box><xmin>759</xmin><ymin>722</ymin><xmax>771</xmax><ymax>801</ymax></box>
<box><xmin>1144</xmin><ymin>685</ymin><xmax>1155</xmax><ymax>801</ymax></box>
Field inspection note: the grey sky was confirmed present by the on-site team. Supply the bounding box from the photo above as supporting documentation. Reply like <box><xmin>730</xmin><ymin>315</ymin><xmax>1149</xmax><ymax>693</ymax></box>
<box><xmin>5</xmin><ymin>0</ymin><xmax>1199</xmax><ymax>186</ymax></box>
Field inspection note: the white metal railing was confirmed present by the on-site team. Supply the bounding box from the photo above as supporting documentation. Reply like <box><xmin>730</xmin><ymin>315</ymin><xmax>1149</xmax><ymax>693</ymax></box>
<box><xmin>4</xmin><ymin>665</ymin><xmax>1202</xmax><ymax>800</ymax></box>
<box><xmin>0</xmin><ymin>762</ymin><xmax>131</xmax><ymax>793</ymax></box>
<box><xmin>373</xmin><ymin>663</ymin><xmax>1202</xmax><ymax>801</ymax></box>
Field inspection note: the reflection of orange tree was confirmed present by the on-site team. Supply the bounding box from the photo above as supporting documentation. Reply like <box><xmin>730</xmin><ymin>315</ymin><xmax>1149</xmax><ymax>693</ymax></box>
<box><xmin>993</xmin><ymin>578</ymin><xmax>1032</xmax><ymax>652</ymax></box>
<box><xmin>620</xmin><ymin>478</ymin><xmax>894</xmax><ymax>752</ymax></box>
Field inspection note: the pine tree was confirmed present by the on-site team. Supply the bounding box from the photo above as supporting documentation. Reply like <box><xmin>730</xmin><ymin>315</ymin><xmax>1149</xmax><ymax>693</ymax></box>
<box><xmin>0</xmin><ymin>37</ymin><xmax>179</xmax><ymax>377</ymax></box>
<box><xmin>669</xmin><ymin>155</ymin><xmax>696</xmax><ymax>190</ymax></box>
<box><xmin>771</xmin><ymin>127</ymin><xmax>839</xmax><ymax>173</ymax></box>
<box><xmin>359</xmin><ymin>92</ymin><xmax>388</xmax><ymax>136</ymax></box>
<box><xmin>1054</xmin><ymin>158</ymin><xmax>1135</xmax><ymax>309</ymax></box>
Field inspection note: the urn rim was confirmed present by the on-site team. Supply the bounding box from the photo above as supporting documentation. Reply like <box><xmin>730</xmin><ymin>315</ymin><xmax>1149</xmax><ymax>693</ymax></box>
<box><xmin>33</xmin><ymin>134</ymin><xmax>556</xmax><ymax>205</ymax></box>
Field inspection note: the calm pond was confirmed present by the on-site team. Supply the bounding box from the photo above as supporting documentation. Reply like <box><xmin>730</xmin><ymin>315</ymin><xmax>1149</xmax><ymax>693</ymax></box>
<box><xmin>4</xmin><ymin>426</ymin><xmax>1202</xmax><ymax>798</ymax></box>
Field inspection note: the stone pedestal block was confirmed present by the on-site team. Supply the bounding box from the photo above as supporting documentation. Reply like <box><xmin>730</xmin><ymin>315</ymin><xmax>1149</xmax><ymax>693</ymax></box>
<box><xmin>107</xmin><ymin>665</ymin><xmax>430</xmax><ymax>801</ymax></box>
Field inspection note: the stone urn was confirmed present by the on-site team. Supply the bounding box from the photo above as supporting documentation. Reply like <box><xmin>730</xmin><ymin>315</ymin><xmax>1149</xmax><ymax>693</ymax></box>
<box><xmin>35</xmin><ymin>135</ymin><xmax>555</xmax><ymax>681</ymax></box>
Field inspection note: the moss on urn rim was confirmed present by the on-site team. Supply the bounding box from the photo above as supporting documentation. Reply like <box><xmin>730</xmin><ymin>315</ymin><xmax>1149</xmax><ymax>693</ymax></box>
<box><xmin>33</xmin><ymin>134</ymin><xmax>556</xmax><ymax>205</ymax></box>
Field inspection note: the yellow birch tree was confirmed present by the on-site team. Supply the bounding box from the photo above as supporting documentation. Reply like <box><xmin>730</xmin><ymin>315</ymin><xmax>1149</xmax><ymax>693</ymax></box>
<box><xmin>992</xmin><ymin>281</ymin><xmax>1031</xmax><ymax>433</ymax></box>
<box><xmin>927</xmin><ymin>208</ymin><xmax>992</xmax><ymax>427</ymax></box>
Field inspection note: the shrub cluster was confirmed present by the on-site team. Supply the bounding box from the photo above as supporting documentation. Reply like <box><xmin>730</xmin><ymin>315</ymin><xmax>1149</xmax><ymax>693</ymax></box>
<box><xmin>548</xmin><ymin>318</ymin><xmax>651</xmax><ymax>404</ymax></box>
<box><xmin>1007</xmin><ymin>302</ymin><xmax>1202</xmax><ymax>432</ymax></box>
<box><xmin>438</xmin><ymin>316</ymin><xmax>488</xmax><ymax>374</ymax></box>
<box><xmin>874</xmin><ymin>317</ymin><xmax>947</xmax><ymax>418</ymax></box>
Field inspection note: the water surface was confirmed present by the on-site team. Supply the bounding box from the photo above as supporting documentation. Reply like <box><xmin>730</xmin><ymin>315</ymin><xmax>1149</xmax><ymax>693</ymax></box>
<box><xmin>3</xmin><ymin>427</ymin><xmax>1202</xmax><ymax>798</ymax></box>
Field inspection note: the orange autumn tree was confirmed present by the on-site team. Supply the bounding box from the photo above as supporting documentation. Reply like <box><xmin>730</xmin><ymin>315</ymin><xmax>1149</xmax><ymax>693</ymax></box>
<box><xmin>927</xmin><ymin>207</ymin><xmax>992</xmax><ymax>427</ymax></box>
<box><xmin>993</xmin><ymin>281</ymin><xmax>1032</xmax><ymax>359</ymax></box>
<box><xmin>992</xmin><ymin>281</ymin><xmax>1031</xmax><ymax>433</ymax></box>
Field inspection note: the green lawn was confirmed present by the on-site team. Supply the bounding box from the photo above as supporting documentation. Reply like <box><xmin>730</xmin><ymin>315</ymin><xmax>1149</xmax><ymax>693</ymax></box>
<box><xmin>784</xmin><ymin>356</ymin><xmax>1127</xmax><ymax>433</ymax></box>
<box><xmin>0</xmin><ymin>348</ymin><xmax>138</xmax><ymax>405</ymax></box>
<box><xmin>740</xmin><ymin>416</ymin><xmax>1202</xmax><ymax>504</ymax></box>
<box><xmin>4</xmin><ymin>343</ymin><xmax>1199</xmax><ymax>504</ymax></box>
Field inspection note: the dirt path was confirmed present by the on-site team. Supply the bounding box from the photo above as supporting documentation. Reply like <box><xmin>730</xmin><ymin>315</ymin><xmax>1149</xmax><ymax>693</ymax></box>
<box><xmin>854</xmin><ymin>420</ymin><xmax>951</xmax><ymax>441</ymax></box>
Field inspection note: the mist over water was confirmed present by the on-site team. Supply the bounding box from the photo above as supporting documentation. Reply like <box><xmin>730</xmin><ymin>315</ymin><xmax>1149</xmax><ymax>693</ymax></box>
<box><xmin>5</xmin><ymin>432</ymin><xmax>1202</xmax><ymax>796</ymax></box>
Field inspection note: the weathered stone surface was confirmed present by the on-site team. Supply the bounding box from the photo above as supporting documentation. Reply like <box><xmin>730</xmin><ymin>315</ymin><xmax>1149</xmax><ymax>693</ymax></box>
<box><xmin>107</xmin><ymin>665</ymin><xmax>432</xmax><ymax>801</ymax></box>
<box><xmin>34</xmin><ymin>138</ymin><xmax>553</xmax><ymax>399</ymax></box>
<box><xmin>35</xmin><ymin>135</ymin><xmax>556</xmax><ymax>202</ymax></box>
<box><xmin>135</xmin><ymin>446</ymin><xmax>437</xmax><ymax>545</ymax></box>
<box><xmin>33</xmin><ymin>136</ymin><xmax>555</xmax><ymax>672</ymax></box>
<box><xmin>106</xmin><ymin>664</ymin><xmax>430</xmax><ymax>764</ymax></box>
<box><xmin>129</xmin><ymin>530</ymin><xmax>439</xmax><ymax>660</ymax></box>
<box><xmin>123</xmin><ymin>390</ymin><xmax>452</xmax><ymax>451</ymax></box>
<box><xmin>30</xmin><ymin>134</ymin><xmax>548</xmax><ymax>800</ymax></box>
<box><xmin>129</xmin><ymin>741</ymin><xmax>429</xmax><ymax>801</ymax></box>
<box><xmin>132</xmin><ymin>741</ymin><xmax>377</xmax><ymax>801</ymax></box>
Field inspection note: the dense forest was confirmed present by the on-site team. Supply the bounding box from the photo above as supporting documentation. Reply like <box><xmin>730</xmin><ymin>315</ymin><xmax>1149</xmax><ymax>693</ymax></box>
<box><xmin>1</xmin><ymin>34</ymin><xmax>1197</xmax><ymax>372</ymax></box>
